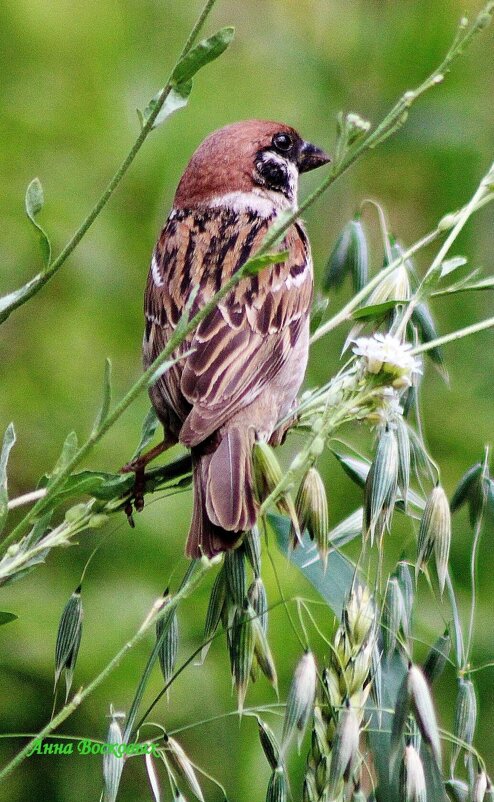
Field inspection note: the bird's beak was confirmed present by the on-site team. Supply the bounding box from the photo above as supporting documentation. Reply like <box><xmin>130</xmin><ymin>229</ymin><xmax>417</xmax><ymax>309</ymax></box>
<box><xmin>298</xmin><ymin>140</ymin><xmax>331</xmax><ymax>173</ymax></box>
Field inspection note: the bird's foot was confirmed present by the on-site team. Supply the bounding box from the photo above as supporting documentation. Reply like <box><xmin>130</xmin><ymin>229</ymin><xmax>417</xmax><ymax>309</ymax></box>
<box><xmin>120</xmin><ymin>439</ymin><xmax>170</xmax><ymax>525</ymax></box>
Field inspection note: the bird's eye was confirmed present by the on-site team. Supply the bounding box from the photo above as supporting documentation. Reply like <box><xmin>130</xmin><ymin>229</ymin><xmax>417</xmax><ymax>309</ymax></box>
<box><xmin>272</xmin><ymin>133</ymin><xmax>292</xmax><ymax>152</ymax></box>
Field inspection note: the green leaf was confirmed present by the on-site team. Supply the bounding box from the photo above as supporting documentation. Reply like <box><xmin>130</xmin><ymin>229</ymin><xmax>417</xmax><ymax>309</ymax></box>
<box><xmin>132</xmin><ymin>406</ymin><xmax>160</xmax><ymax>460</ymax></box>
<box><xmin>25</xmin><ymin>178</ymin><xmax>51</xmax><ymax>266</ymax></box>
<box><xmin>147</xmin><ymin>347</ymin><xmax>195</xmax><ymax>388</ymax></box>
<box><xmin>0</xmin><ymin>611</ymin><xmax>18</xmax><ymax>626</ymax></box>
<box><xmin>439</xmin><ymin>256</ymin><xmax>467</xmax><ymax>277</ymax></box>
<box><xmin>171</xmin><ymin>27</ymin><xmax>235</xmax><ymax>87</ymax></box>
<box><xmin>140</xmin><ymin>81</ymin><xmax>192</xmax><ymax>130</ymax></box>
<box><xmin>91</xmin><ymin>358</ymin><xmax>112</xmax><ymax>435</ymax></box>
<box><xmin>50</xmin><ymin>431</ymin><xmax>78</xmax><ymax>483</ymax></box>
<box><xmin>309</xmin><ymin>294</ymin><xmax>329</xmax><ymax>334</ymax></box>
<box><xmin>242</xmin><ymin>250</ymin><xmax>289</xmax><ymax>277</ymax></box>
<box><xmin>270</xmin><ymin>513</ymin><xmax>355</xmax><ymax>619</ymax></box>
<box><xmin>323</xmin><ymin>217</ymin><xmax>369</xmax><ymax>293</ymax></box>
<box><xmin>411</xmin><ymin>303</ymin><xmax>446</xmax><ymax>377</ymax></box>
<box><xmin>0</xmin><ymin>423</ymin><xmax>16</xmax><ymax>535</ymax></box>
<box><xmin>352</xmin><ymin>299</ymin><xmax>406</xmax><ymax>321</ymax></box>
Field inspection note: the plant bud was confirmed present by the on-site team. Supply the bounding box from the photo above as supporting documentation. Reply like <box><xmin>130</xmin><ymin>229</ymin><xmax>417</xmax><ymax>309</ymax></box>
<box><xmin>408</xmin><ymin>665</ymin><xmax>442</xmax><ymax>769</ymax></box>
<box><xmin>399</xmin><ymin>744</ymin><xmax>426</xmax><ymax>802</ymax></box>
<box><xmin>224</xmin><ymin>547</ymin><xmax>246</xmax><ymax>607</ymax></box>
<box><xmin>445</xmin><ymin>778</ymin><xmax>469</xmax><ymax>802</ymax></box>
<box><xmin>422</xmin><ymin>629</ymin><xmax>451</xmax><ymax>685</ymax></box>
<box><xmin>257</xmin><ymin>717</ymin><xmax>280</xmax><ymax>771</ymax></box>
<box><xmin>391</xmin><ymin>664</ymin><xmax>441</xmax><ymax>771</ymax></box>
<box><xmin>473</xmin><ymin>771</ymin><xmax>488</xmax><ymax>802</ymax></box>
<box><xmin>365</xmin><ymin>427</ymin><xmax>399</xmax><ymax>544</ymax></box>
<box><xmin>244</xmin><ymin>526</ymin><xmax>261</xmax><ymax>578</ymax></box>
<box><xmin>295</xmin><ymin>468</ymin><xmax>329</xmax><ymax>570</ymax></box>
<box><xmin>382</xmin><ymin>577</ymin><xmax>404</xmax><ymax>659</ymax></box>
<box><xmin>395</xmin><ymin>416</ymin><xmax>411</xmax><ymax>506</ymax></box>
<box><xmin>232</xmin><ymin>604</ymin><xmax>255</xmax><ymax>712</ymax></box>
<box><xmin>281</xmin><ymin>651</ymin><xmax>317</xmax><ymax>753</ymax></box>
<box><xmin>266</xmin><ymin>766</ymin><xmax>287</xmax><ymax>802</ymax></box>
<box><xmin>167</xmin><ymin>736</ymin><xmax>205</xmax><ymax>802</ymax></box>
<box><xmin>54</xmin><ymin>585</ymin><xmax>83</xmax><ymax>702</ymax></box>
<box><xmin>417</xmin><ymin>484</ymin><xmax>451</xmax><ymax>595</ymax></box>
<box><xmin>396</xmin><ymin>561</ymin><xmax>414</xmax><ymax>623</ymax></box>
<box><xmin>248</xmin><ymin>577</ymin><xmax>268</xmax><ymax>633</ymax></box>
<box><xmin>323</xmin><ymin>216</ymin><xmax>369</xmax><ymax>294</ymax></box>
<box><xmin>327</xmin><ymin>703</ymin><xmax>359</xmax><ymax>797</ymax></box>
<box><xmin>156</xmin><ymin>591</ymin><xmax>178</xmax><ymax>688</ymax></box>
<box><xmin>452</xmin><ymin>677</ymin><xmax>477</xmax><ymax>770</ymax></box>
<box><xmin>344</xmin><ymin>585</ymin><xmax>375</xmax><ymax>646</ymax></box>
<box><xmin>253</xmin><ymin>441</ymin><xmax>283</xmax><ymax>500</ymax></box>
<box><xmin>103</xmin><ymin>708</ymin><xmax>125</xmax><ymax>802</ymax></box>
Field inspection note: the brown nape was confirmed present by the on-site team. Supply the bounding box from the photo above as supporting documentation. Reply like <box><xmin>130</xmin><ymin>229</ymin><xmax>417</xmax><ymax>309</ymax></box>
<box><xmin>173</xmin><ymin>119</ymin><xmax>300</xmax><ymax>208</ymax></box>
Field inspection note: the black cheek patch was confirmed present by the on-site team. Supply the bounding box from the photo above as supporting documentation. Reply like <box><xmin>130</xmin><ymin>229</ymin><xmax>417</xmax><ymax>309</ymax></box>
<box><xmin>258</xmin><ymin>156</ymin><xmax>288</xmax><ymax>192</ymax></box>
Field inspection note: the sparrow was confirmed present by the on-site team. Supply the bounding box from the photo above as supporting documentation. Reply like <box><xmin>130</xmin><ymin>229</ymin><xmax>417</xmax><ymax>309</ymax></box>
<box><xmin>139</xmin><ymin>120</ymin><xmax>329</xmax><ymax>558</ymax></box>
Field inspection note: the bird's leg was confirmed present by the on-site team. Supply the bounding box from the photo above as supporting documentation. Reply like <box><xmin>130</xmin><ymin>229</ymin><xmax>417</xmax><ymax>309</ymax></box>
<box><xmin>121</xmin><ymin>436</ymin><xmax>172</xmax><ymax>523</ymax></box>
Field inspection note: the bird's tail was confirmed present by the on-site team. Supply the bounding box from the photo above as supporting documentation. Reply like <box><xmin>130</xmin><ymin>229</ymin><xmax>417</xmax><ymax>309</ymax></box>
<box><xmin>185</xmin><ymin>428</ymin><xmax>257</xmax><ymax>559</ymax></box>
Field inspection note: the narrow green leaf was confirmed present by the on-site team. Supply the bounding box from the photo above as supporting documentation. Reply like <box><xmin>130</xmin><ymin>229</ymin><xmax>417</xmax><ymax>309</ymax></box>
<box><xmin>445</xmin><ymin>276</ymin><xmax>494</xmax><ymax>292</ymax></box>
<box><xmin>141</xmin><ymin>81</ymin><xmax>192</xmax><ymax>130</ymax></box>
<box><xmin>25</xmin><ymin>178</ymin><xmax>51</xmax><ymax>266</ymax></box>
<box><xmin>132</xmin><ymin>406</ymin><xmax>160</xmax><ymax>460</ymax></box>
<box><xmin>0</xmin><ymin>423</ymin><xmax>16</xmax><ymax>535</ymax></box>
<box><xmin>242</xmin><ymin>250</ymin><xmax>289</xmax><ymax>277</ymax></box>
<box><xmin>271</xmin><ymin>513</ymin><xmax>355</xmax><ymax>618</ymax></box>
<box><xmin>147</xmin><ymin>348</ymin><xmax>195</xmax><ymax>388</ymax></box>
<box><xmin>50</xmin><ymin>431</ymin><xmax>78</xmax><ymax>483</ymax></box>
<box><xmin>352</xmin><ymin>299</ymin><xmax>405</xmax><ymax>321</ymax></box>
<box><xmin>309</xmin><ymin>294</ymin><xmax>329</xmax><ymax>334</ymax></box>
<box><xmin>411</xmin><ymin>303</ymin><xmax>446</xmax><ymax>375</ymax></box>
<box><xmin>450</xmin><ymin>463</ymin><xmax>482</xmax><ymax>513</ymax></box>
<box><xmin>92</xmin><ymin>358</ymin><xmax>112</xmax><ymax>436</ymax></box>
<box><xmin>440</xmin><ymin>256</ymin><xmax>467</xmax><ymax>277</ymax></box>
<box><xmin>0</xmin><ymin>611</ymin><xmax>18</xmax><ymax>626</ymax></box>
<box><xmin>171</xmin><ymin>27</ymin><xmax>235</xmax><ymax>86</ymax></box>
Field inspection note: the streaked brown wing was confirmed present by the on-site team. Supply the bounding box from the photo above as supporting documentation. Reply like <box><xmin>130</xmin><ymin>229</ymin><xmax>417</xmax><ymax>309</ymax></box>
<box><xmin>144</xmin><ymin>206</ymin><xmax>312</xmax><ymax>446</ymax></box>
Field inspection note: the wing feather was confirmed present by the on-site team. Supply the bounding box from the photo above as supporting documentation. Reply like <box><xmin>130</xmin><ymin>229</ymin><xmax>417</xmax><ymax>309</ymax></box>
<box><xmin>144</xmin><ymin>206</ymin><xmax>312</xmax><ymax>446</ymax></box>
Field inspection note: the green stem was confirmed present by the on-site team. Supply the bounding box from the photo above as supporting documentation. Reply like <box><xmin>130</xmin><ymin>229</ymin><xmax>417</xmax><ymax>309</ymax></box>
<box><xmin>465</xmin><ymin>446</ymin><xmax>490</xmax><ymax>666</ymax></box>
<box><xmin>2</xmin><ymin>1</ymin><xmax>493</xmax><ymax>554</ymax></box>
<box><xmin>411</xmin><ymin>315</ymin><xmax>494</xmax><ymax>356</ymax></box>
<box><xmin>0</xmin><ymin>0</ymin><xmax>219</xmax><ymax>322</ymax></box>
<box><xmin>0</xmin><ymin>559</ymin><xmax>209</xmax><ymax>783</ymax></box>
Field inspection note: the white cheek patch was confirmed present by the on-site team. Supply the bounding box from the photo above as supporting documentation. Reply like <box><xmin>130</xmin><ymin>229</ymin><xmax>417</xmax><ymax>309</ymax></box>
<box><xmin>151</xmin><ymin>254</ymin><xmax>164</xmax><ymax>287</ymax></box>
<box><xmin>207</xmin><ymin>191</ymin><xmax>278</xmax><ymax>217</ymax></box>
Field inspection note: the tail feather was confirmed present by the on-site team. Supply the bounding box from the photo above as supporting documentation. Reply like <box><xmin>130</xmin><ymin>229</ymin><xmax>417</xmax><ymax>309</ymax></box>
<box><xmin>185</xmin><ymin>428</ymin><xmax>257</xmax><ymax>559</ymax></box>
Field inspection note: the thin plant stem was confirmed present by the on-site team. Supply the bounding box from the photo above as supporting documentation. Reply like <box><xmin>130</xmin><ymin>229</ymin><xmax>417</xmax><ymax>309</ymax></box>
<box><xmin>411</xmin><ymin>315</ymin><xmax>494</xmax><ymax>356</ymax></box>
<box><xmin>465</xmin><ymin>447</ymin><xmax>490</xmax><ymax>665</ymax></box>
<box><xmin>0</xmin><ymin>0</ymin><xmax>219</xmax><ymax>322</ymax></box>
<box><xmin>3</xmin><ymin>6</ymin><xmax>492</xmax><ymax>555</ymax></box>
<box><xmin>0</xmin><ymin>559</ymin><xmax>210</xmax><ymax>783</ymax></box>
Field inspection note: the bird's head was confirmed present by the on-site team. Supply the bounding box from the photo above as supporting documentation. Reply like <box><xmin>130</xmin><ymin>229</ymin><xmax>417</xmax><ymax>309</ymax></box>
<box><xmin>174</xmin><ymin>120</ymin><xmax>330</xmax><ymax>214</ymax></box>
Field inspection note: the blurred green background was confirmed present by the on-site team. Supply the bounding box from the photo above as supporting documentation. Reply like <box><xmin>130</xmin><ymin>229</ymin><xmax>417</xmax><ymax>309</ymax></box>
<box><xmin>1</xmin><ymin>0</ymin><xmax>493</xmax><ymax>799</ymax></box>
